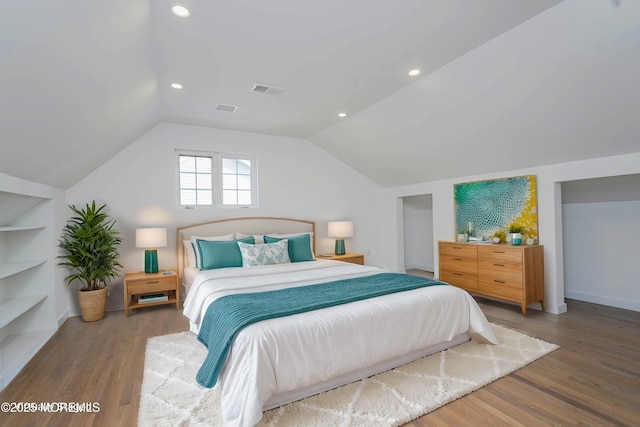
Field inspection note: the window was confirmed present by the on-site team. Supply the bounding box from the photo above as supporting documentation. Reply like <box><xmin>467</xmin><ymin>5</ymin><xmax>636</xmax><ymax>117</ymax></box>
<box><xmin>222</xmin><ymin>157</ymin><xmax>253</xmax><ymax>206</ymax></box>
<box><xmin>179</xmin><ymin>154</ymin><xmax>213</xmax><ymax>206</ymax></box>
<box><xmin>177</xmin><ymin>151</ymin><xmax>257</xmax><ymax>207</ymax></box>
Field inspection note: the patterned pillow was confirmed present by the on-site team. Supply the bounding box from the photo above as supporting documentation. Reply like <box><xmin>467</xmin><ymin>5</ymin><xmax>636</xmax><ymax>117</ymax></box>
<box><xmin>237</xmin><ymin>240</ymin><xmax>291</xmax><ymax>267</ymax></box>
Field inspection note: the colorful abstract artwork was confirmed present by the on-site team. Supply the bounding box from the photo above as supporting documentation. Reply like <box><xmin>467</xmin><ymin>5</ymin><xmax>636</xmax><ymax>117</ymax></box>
<box><xmin>454</xmin><ymin>175</ymin><xmax>538</xmax><ymax>239</ymax></box>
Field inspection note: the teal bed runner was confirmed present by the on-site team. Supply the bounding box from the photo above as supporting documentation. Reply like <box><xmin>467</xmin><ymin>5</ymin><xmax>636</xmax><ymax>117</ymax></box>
<box><xmin>196</xmin><ymin>272</ymin><xmax>446</xmax><ymax>388</ymax></box>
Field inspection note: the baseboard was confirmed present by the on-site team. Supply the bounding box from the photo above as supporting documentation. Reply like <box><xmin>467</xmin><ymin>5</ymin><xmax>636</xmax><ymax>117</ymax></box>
<box><xmin>57</xmin><ymin>310</ymin><xmax>69</xmax><ymax>328</ymax></box>
<box><xmin>565</xmin><ymin>290</ymin><xmax>639</xmax><ymax>312</ymax></box>
<box><xmin>405</xmin><ymin>264</ymin><xmax>434</xmax><ymax>272</ymax></box>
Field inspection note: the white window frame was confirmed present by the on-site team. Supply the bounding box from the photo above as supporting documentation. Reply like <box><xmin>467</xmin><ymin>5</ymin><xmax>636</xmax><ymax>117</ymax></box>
<box><xmin>218</xmin><ymin>154</ymin><xmax>258</xmax><ymax>208</ymax></box>
<box><xmin>176</xmin><ymin>150</ymin><xmax>258</xmax><ymax>208</ymax></box>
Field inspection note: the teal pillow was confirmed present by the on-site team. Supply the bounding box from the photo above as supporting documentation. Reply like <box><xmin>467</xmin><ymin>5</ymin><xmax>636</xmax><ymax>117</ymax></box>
<box><xmin>264</xmin><ymin>234</ymin><xmax>314</xmax><ymax>262</ymax></box>
<box><xmin>197</xmin><ymin>236</ymin><xmax>255</xmax><ymax>270</ymax></box>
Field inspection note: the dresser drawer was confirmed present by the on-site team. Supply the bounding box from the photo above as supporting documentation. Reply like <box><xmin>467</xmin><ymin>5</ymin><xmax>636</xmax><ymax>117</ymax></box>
<box><xmin>440</xmin><ymin>254</ymin><xmax>478</xmax><ymax>274</ymax></box>
<box><xmin>439</xmin><ymin>242</ymin><xmax>477</xmax><ymax>259</ymax></box>
<box><xmin>126</xmin><ymin>276</ymin><xmax>176</xmax><ymax>295</ymax></box>
<box><xmin>478</xmin><ymin>277</ymin><xmax>523</xmax><ymax>302</ymax></box>
<box><xmin>478</xmin><ymin>260</ymin><xmax>523</xmax><ymax>283</ymax></box>
<box><xmin>478</xmin><ymin>246</ymin><xmax>523</xmax><ymax>264</ymax></box>
<box><xmin>440</xmin><ymin>269</ymin><xmax>478</xmax><ymax>291</ymax></box>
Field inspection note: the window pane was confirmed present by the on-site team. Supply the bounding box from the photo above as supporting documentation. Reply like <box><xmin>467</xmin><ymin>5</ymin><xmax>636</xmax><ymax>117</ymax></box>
<box><xmin>237</xmin><ymin>160</ymin><xmax>251</xmax><ymax>175</ymax></box>
<box><xmin>237</xmin><ymin>175</ymin><xmax>251</xmax><ymax>190</ymax></box>
<box><xmin>195</xmin><ymin>157</ymin><xmax>211</xmax><ymax>173</ymax></box>
<box><xmin>197</xmin><ymin>190</ymin><xmax>213</xmax><ymax>205</ymax></box>
<box><xmin>179</xmin><ymin>156</ymin><xmax>196</xmax><ymax>173</ymax></box>
<box><xmin>237</xmin><ymin>190</ymin><xmax>252</xmax><ymax>205</ymax></box>
<box><xmin>180</xmin><ymin>189</ymin><xmax>196</xmax><ymax>205</ymax></box>
<box><xmin>180</xmin><ymin>173</ymin><xmax>196</xmax><ymax>189</ymax></box>
<box><xmin>196</xmin><ymin>173</ymin><xmax>212</xmax><ymax>189</ymax></box>
<box><xmin>222</xmin><ymin>190</ymin><xmax>237</xmax><ymax>205</ymax></box>
<box><xmin>222</xmin><ymin>174</ymin><xmax>237</xmax><ymax>189</ymax></box>
<box><xmin>222</xmin><ymin>158</ymin><xmax>237</xmax><ymax>174</ymax></box>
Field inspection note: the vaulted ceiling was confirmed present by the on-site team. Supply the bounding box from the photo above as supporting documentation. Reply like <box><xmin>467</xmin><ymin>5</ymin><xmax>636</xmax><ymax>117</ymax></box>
<box><xmin>1</xmin><ymin>0</ymin><xmax>638</xmax><ymax>189</ymax></box>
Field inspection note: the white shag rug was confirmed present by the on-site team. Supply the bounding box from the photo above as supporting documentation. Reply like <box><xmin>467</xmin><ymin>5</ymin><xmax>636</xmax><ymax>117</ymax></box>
<box><xmin>138</xmin><ymin>324</ymin><xmax>558</xmax><ymax>426</ymax></box>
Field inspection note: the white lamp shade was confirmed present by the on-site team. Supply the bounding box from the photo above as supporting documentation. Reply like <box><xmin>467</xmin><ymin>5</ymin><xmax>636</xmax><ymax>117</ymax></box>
<box><xmin>328</xmin><ymin>221</ymin><xmax>354</xmax><ymax>238</ymax></box>
<box><xmin>135</xmin><ymin>228</ymin><xmax>167</xmax><ymax>248</ymax></box>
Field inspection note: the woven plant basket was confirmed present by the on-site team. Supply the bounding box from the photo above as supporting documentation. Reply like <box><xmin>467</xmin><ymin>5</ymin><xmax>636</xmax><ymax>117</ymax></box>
<box><xmin>78</xmin><ymin>287</ymin><xmax>108</xmax><ymax>322</ymax></box>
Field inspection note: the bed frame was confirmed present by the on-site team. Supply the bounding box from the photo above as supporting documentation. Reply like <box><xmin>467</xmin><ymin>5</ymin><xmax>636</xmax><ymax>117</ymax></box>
<box><xmin>177</xmin><ymin>216</ymin><xmax>315</xmax><ymax>286</ymax></box>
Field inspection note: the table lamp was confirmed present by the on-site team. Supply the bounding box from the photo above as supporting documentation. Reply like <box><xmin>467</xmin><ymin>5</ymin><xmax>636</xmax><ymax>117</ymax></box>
<box><xmin>328</xmin><ymin>221</ymin><xmax>354</xmax><ymax>255</ymax></box>
<box><xmin>135</xmin><ymin>227</ymin><xmax>167</xmax><ymax>273</ymax></box>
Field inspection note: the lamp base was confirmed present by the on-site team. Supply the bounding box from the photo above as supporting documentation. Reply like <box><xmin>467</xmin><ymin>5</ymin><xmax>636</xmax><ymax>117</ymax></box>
<box><xmin>144</xmin><ymin>249</ymin><xmax>158</xmax><ymax>273</ymax></box>
<box><xmin>334</xmin><ymin>239</ymin><xmax>345</xmax><ymax>255</ymax></box>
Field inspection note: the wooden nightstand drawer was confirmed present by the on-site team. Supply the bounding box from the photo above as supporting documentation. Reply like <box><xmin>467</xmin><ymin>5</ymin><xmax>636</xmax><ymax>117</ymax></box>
<box><xmin>126</xmin><ymin>276</ymin><xmax>176</xmax><ymax>295</ymax></box>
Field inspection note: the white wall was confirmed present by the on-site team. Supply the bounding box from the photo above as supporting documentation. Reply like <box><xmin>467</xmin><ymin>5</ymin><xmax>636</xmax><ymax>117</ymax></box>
<box><xmin>381</xmin><ymin>151</ymin><xmax>640</xmax><ymax>315</ymax></box>
<box><xmin>402</xmin><ymin>195</ymin><xmax>434</xmax><ymax>272</ymax></box>
<box><xmin>561</xmin><ymin>174</ymin><xmax>640</xmax><ymax>312</ymax></box>
<box><xmin>65</xmin><ymin>122</ymin><xmax>384</xmax><ymax>315</ymax></box>
<box><xmin>562</xmin><ymin>200</ymin><xmax>640</xmax><ymax>311</ymax></box>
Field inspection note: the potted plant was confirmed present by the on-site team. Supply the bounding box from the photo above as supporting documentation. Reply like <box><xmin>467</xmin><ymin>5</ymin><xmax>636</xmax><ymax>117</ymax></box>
<box><xmin>492</xmin><ymin>229</ymin><xmax>506</xmax><ymax>243</ymax></box>
<box><xmin>58</xmin><ymin>201</ymin><xmax>122</xmax><ymax>321</ymax></box>
<box><xmin>506</xmin><ymin>222</ymin><xmax>524</xmax><ymax>246</ymax></box>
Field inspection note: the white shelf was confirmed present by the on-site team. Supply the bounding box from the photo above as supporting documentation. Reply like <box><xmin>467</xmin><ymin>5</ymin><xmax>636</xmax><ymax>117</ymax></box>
<box><xmin>0</xmin><ymin>328</ymin><xmax>56</xmax><ymax>390</ymax></box>
<box><xmin>0</xmin><ymin>225</ymin><xmax>45</xmax><ymax>232</ymax></box>
<box><xmin>0</xmin><ymin>260</ymin><xmax>46</xmax><ymax>280</ymax></box>
<box><xmin>0</xmin><ymin>295</ymin><xmax>47</xmax><ymax>328</ymax></box>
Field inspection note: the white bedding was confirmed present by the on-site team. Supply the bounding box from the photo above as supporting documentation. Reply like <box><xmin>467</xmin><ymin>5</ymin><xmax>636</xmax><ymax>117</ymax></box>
<box><xmin>183</xmin><ymin>260</ymin><xmax>497</xmax><ymax>427</ymax></box>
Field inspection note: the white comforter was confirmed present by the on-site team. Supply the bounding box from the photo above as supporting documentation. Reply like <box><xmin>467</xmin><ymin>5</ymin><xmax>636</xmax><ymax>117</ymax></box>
<box><xmin>183</xmin><ymin>260</ymin><xmax>497</xmax><ymax>427</ymax></box>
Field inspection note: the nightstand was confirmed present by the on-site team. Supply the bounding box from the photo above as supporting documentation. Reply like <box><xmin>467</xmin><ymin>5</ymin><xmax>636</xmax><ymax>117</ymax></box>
<box><xmin>123</xmin><ymin>270</ymin><xmax>179</xmax><ymax>316</ymax></box>
<box><xmin>317</xmin><ymin>252</ymin><xmax>364</xmax><ymax>265</ymax></box>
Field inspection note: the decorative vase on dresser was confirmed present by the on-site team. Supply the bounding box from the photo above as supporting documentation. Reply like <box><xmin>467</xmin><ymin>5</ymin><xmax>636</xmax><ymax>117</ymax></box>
<box><xmin>438</xmin><ymin>241</ymin><xmax>545</xmax><ymax>315</ymax></box>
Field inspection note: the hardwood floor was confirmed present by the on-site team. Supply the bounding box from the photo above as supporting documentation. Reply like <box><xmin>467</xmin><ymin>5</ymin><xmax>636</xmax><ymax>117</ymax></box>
<box><xmin>1</xmin><ymin>292</ymin><xmax>638</xmax><ymax>426</ymax></box>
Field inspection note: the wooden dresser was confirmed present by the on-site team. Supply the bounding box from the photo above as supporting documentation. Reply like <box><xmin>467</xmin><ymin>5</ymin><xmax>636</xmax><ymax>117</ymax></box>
<box><xmin>438</xmin><ymin>241</ymin><xmax>544</xmax><ymax>315</ymax></box>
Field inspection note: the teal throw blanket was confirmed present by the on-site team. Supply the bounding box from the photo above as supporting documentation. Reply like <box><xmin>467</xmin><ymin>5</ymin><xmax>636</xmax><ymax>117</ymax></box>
<box><xmin>196</xmin><ymin>272</ymin><xmax>446</xmax><ymax>388</ymax></box>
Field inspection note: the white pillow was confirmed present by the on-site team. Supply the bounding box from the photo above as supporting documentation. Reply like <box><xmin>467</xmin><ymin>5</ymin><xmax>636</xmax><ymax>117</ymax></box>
<box><xmin>189</xmin><ymin>234</ymin><xmax>235</xmax><ymax>268</ymax></box>
<box><xmin>237</xmin><ymin>239</ymin><xmax>291</xmax><ymax>267</ymax></box>
<box><xmin>234</xmin><ymin>232</ymin><xmax>270</xmax><ymax>244</ymax></box>
<box><xmin>183</xmin><ymin>240</ymin><xmax>197</xmax><ymax>267</ymax></box>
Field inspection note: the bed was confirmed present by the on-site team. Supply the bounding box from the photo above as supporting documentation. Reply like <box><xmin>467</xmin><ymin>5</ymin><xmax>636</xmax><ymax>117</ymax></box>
<box><xmin>178</xmin><ymin>217</ymin><xmax>498</xmax><ymax>427</ymax></box>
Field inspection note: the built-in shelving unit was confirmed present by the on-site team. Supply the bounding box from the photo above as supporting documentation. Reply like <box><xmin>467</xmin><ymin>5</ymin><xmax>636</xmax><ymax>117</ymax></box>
<box><xmin>0</xmin><ymin>181</ymin><xmax>59</xmax><ymax>391</ymax></box>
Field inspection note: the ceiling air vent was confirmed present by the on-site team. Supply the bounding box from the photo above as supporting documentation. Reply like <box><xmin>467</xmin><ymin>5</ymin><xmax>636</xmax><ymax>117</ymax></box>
<box><xmin>215</xmin><ymin>103</ymin><xmax>238</xmax><ymax>113</ymax></box>
<box><xmin>251</xmin><ymin>82</ymin><xmax>284</xmax><ymax>95</ymax></box>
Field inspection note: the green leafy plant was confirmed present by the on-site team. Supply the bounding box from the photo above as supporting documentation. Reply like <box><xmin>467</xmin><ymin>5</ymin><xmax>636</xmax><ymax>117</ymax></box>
<box><xmin>58</xmin><ymin>201</ymin><xmax>122</xmax><ymax>291</ymax></box>
<box><xmin>492</xmin><ymin>229</ymin><xmax>506</xmax><ymax>242</ymax></box>
<box><xmin>507</xmin><ymin>222</ymin><xmax>524</xmax><ymax>234</ymax></box>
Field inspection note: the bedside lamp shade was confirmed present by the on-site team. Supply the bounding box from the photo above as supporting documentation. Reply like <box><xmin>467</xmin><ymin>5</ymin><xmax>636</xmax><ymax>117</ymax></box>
<box><xmin>328</xmin><ymin>221</ymin><xmax>354</xmax><ymax>255</ymax></box>
<box><xmin>136</xmin><ymin>228</ymin><xmax>167</xmax><ymax>273</ymax></box>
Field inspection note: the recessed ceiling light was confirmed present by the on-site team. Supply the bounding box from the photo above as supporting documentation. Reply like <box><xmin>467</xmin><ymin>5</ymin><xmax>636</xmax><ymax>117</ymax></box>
<box><xmin>171</xmin><ymin>83</ymin><xmax>183</xmax><ymax>89</ymax></box>
<box><xmin>408</xmin><ymin>69</ymin><xmax>421</xmax><ymax>77</ymax></box>
<box><xmin>338</xmin><ymin>112</ymin><xmax>347</xmax><ymax>118</ymax></box>
<box><xmin>171</xmin><ymin>5</ymin><xmax>190</xmax><ymax>18</ymax></box>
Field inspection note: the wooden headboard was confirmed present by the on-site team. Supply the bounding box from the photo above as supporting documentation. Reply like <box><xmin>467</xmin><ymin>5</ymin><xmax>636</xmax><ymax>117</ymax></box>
<box><xmin>177</xmin><ymin>216</ymin><xmax>315</xmax><ymax>284</ymax></box>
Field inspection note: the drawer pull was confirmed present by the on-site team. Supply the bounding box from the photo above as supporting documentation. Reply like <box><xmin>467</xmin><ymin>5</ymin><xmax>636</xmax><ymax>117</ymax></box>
<box><xmin>454</xmin><ymin>257</ymin><xmax>463</xmax><ymax>261</ymax></box>
<box><xmin>453</xmin><ymin>272</ymin><xmax>464</xmax><ymax>276</ymax></box>
<box><xmin>494</xmin><ymin>279</ymin><xmax>506</xmax><ymax>284</ymax></box>
<box><xmin>493</xmin><ymin>263</ymin><xmax>504</xmax><ymax>267</ymax></box>
<box><xmin>453</xmin><ymin>246</ymin><xmax>463</xmax><ymax>250</ymax></box>
<box><xmin>146</xmin><ymin>280</ymin><xmax>159</xmax><ymax>284</ymax></box>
